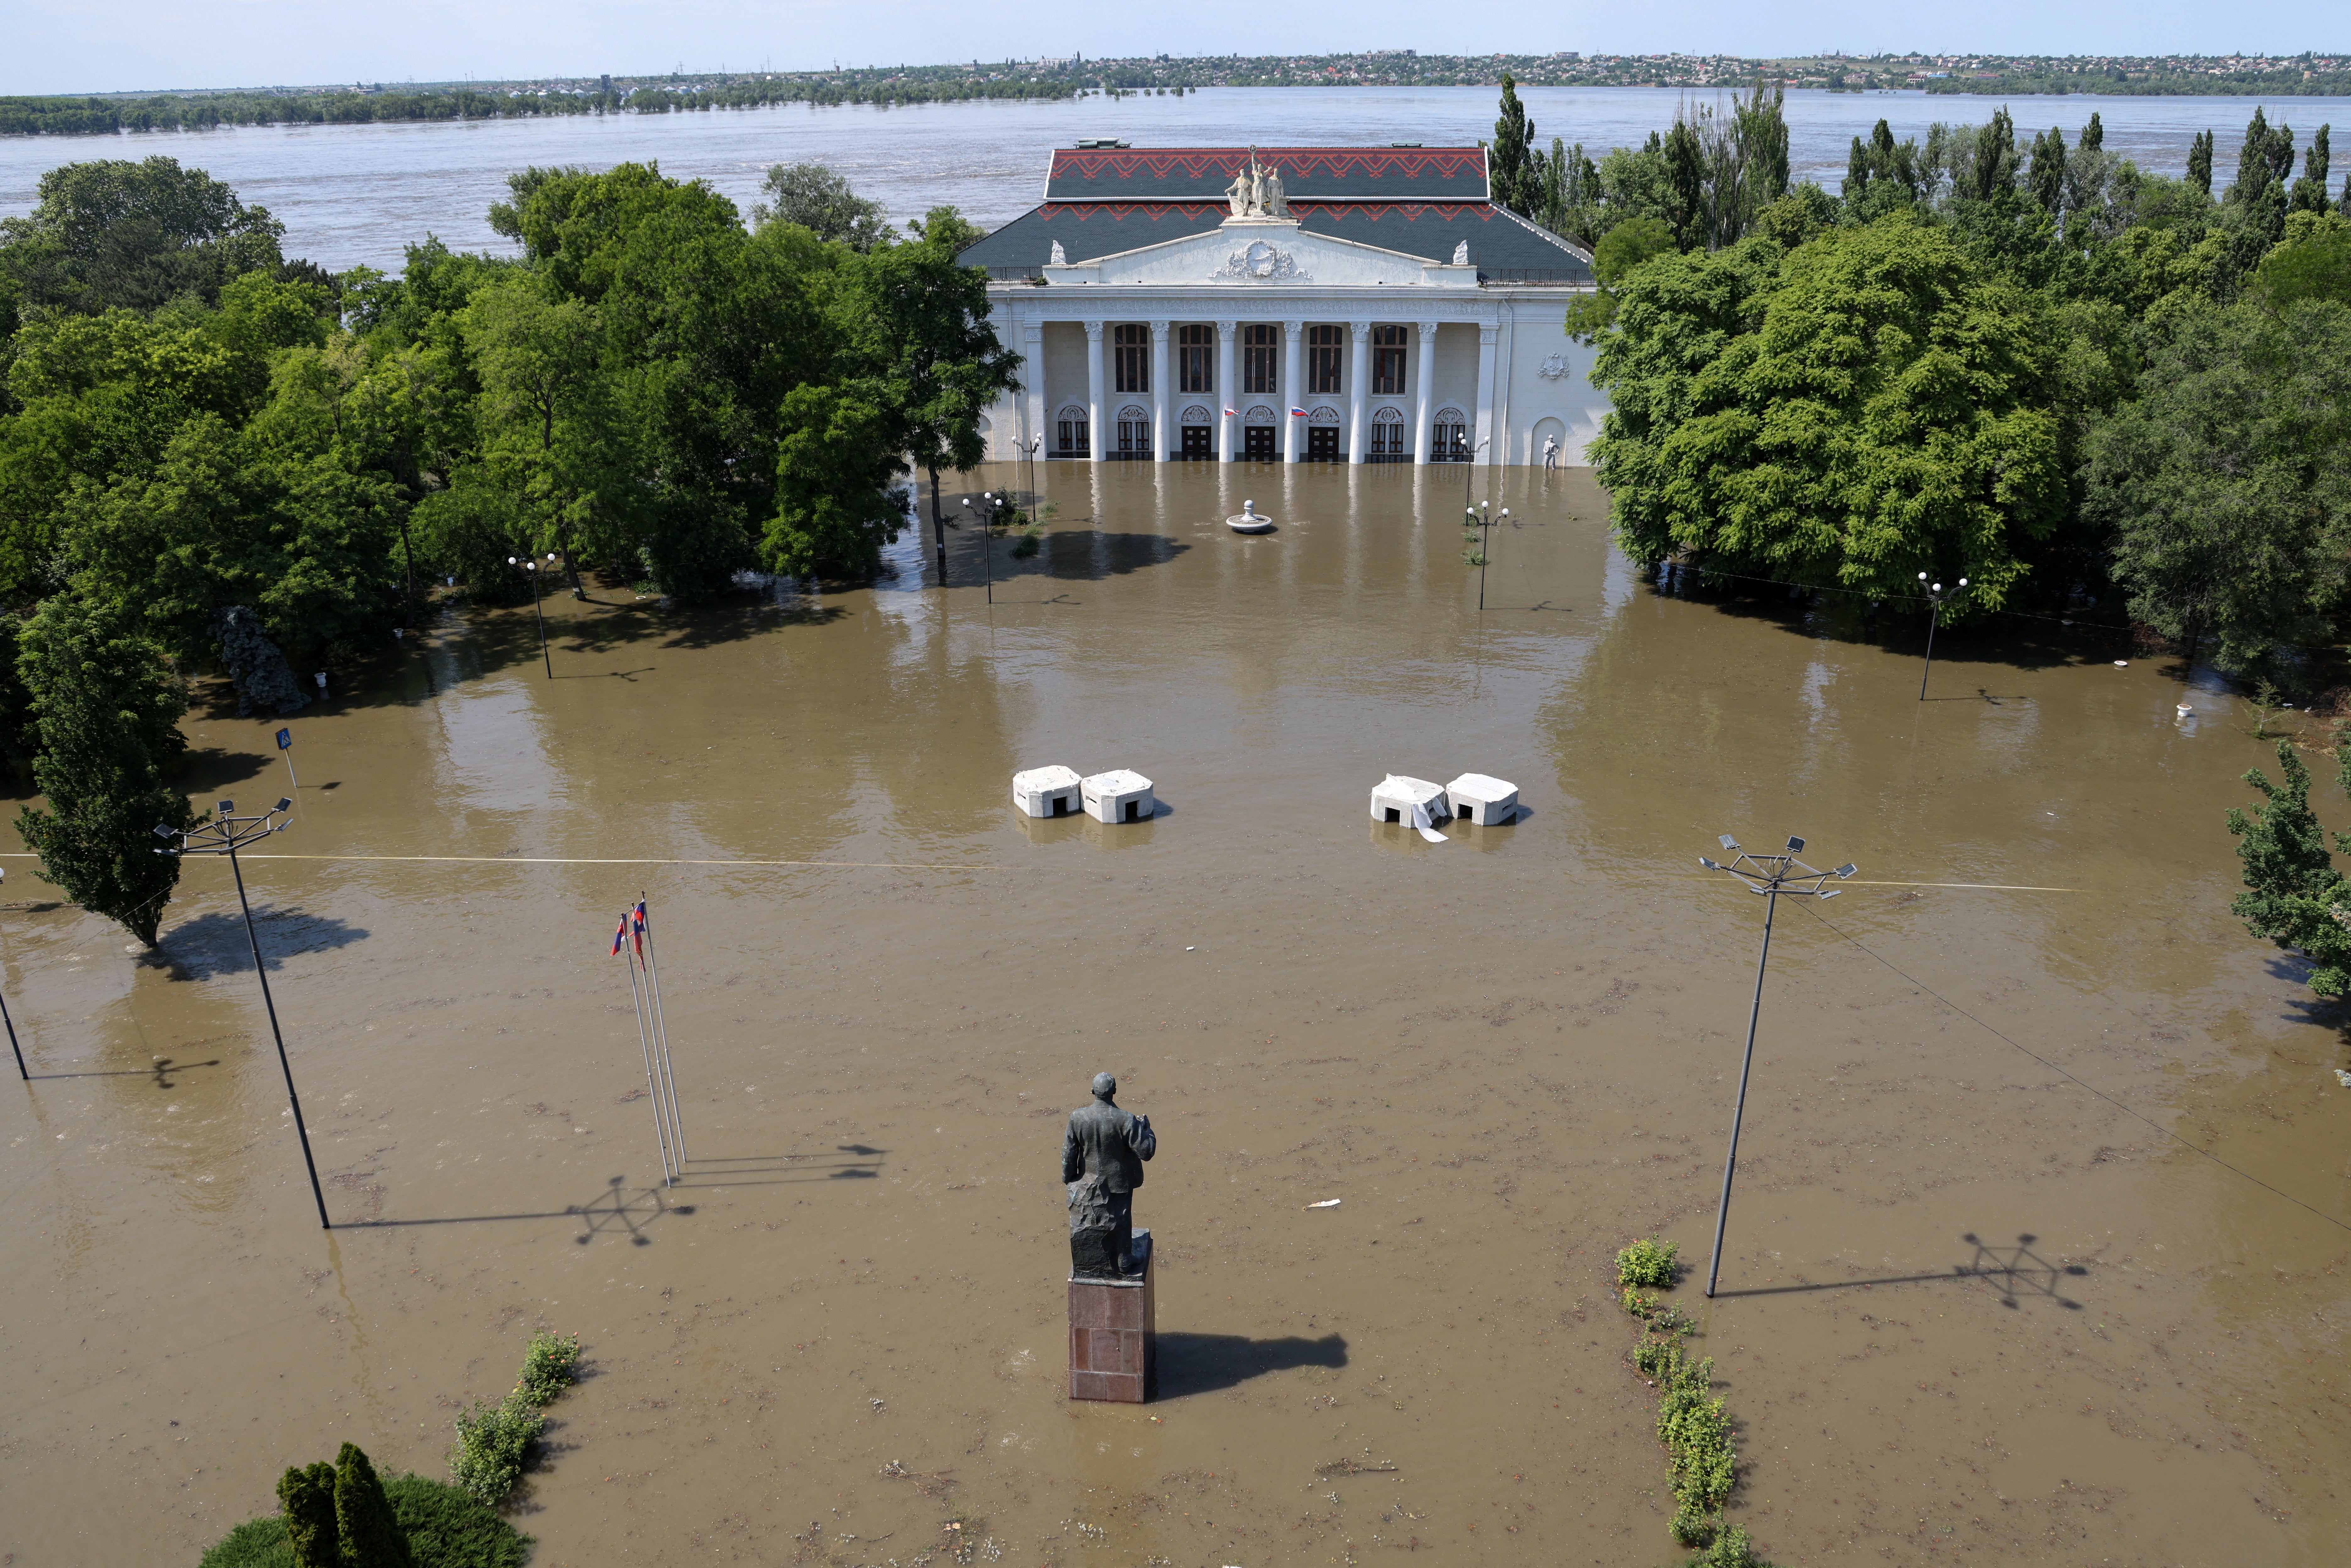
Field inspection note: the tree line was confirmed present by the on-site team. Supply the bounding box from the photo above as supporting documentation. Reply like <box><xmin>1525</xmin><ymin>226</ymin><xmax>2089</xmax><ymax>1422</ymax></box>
<box><xmin>0</xmin><ymin>77</ymin><xmax>1074</xmax><ymax>136</ymax></box>
<box><xmin>0</xmin><ymin>155</ymin><xmax>1013</xmax><ymax>942</ymax></box>
<box><xmin>1489</xmin><ymin>85</ymin><xmax>2350</xmax><ymax>684</ymax></box>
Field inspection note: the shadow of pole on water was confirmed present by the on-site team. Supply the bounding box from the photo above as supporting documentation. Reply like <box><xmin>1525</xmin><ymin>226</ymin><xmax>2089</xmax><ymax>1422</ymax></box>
<box><xmin>1711</xmin><ymin>1233</ymin><xmax>2088</xmax><ymax>1309</ymax></box>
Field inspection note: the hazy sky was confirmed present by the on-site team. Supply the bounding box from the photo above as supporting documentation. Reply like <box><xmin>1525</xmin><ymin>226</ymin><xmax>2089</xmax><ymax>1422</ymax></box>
<box><xmin>7</xmin><ymin>0</ymin><xmax>2343</xmax><ymax>96</ymax></box>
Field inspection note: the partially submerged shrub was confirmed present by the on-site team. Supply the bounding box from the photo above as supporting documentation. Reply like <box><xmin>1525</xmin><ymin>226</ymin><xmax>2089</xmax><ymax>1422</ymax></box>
<box><xmin>1617</xmin><ymin>1236</ymin><xmax>1679</xmax><ymax>1288</ymax></box>
<box><xmin>515</xmin><ymin>1331</ymin><xmax>581</xmax><ymax>1405</ymax></box>
<box><xmin>448</xmin><ymin>1398</ymin><xmax>545</xmax><ymax>1507</ymax></box>
<box><xmin>447</xmin><ymin>1328</ymin><xmax>584</xmax><ymax>1506</ymax></box>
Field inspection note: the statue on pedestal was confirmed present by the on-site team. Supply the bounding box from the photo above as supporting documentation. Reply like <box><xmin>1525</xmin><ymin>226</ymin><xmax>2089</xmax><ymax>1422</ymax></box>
<box><xmin>1224</xmin><ymin>149</ymin><xmax>1291</xmax><ymax>220</ymax></box>
<box><xmin>1063</xmin><ymin>1072</ymin><xmax>1155</xmax><ymax>1277</ymax></box>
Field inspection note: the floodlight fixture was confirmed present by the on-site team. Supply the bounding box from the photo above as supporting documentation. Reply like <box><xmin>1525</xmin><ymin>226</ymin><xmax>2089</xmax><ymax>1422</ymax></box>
<box><xmin>1694</xmin><ymin>831</ymin><xmax>1855</xmax><ymax>1297</ymax></box>
<box><xmin>1917</xmin><ymin>571</ymin><xmax>1975</xmax><ymax>700</ymax></box>
<box><xmin>219</xmin><ymin>799</ymin><xmax>234</xmax><ymax>815</ymax></box>
<box><xmin>276</xmin><ymin>797</ymin><xmax>294</xmax><ymax>814</ymax></box>
<box><xmin>153</xmin><ymin>823</ymin><xmax>175</xmax><ymax>840</ymax></box>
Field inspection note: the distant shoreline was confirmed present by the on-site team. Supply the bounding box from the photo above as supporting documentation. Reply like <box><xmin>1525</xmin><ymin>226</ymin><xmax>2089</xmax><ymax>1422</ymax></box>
<box><xmin>7</xmin><ymin>54</ymin><xmax>2351</xmax><ymax>137</ymax></box>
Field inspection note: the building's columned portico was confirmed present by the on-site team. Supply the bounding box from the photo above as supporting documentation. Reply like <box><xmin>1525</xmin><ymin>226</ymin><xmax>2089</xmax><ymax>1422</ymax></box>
<box><xmin>963</xmin><ymin>147</ymin><xmax>1608</xmax><ymax>470</ymax></box>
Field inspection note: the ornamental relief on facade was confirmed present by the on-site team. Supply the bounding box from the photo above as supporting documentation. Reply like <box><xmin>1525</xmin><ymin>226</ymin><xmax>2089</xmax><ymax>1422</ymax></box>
<box><xmin>1209</xmin><ymin>239</ymin><xmax>1311</xmax><ymax>282</ymax></box>
<box><xmin>1537</xmin><ymin>352</ymin><xmax>1572</xmax><ymax>381</ymax></box>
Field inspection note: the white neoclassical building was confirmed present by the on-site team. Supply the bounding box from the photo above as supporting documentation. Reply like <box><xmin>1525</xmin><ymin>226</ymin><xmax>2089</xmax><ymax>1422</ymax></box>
<box><xmin>960</xmin><ymin>144</ymin><xmax>1612</xmax><ymax>471</ymax></box>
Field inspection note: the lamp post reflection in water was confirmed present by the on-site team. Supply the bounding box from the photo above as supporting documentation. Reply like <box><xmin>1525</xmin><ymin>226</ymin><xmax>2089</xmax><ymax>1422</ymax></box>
<box><xmin>155</xmin><ymin>799</ymin><xmax>330</xmax><ymax>1229</ymax></box>
<box><xmin>1694</xmin><ymin>835</ymin><xmax>1856</xmax><ymax>1297</ymax></box>
<box><xmin>0</xmin><ymin>867</ymin><xmax>22</xmax><ymax>1080</ymax></box>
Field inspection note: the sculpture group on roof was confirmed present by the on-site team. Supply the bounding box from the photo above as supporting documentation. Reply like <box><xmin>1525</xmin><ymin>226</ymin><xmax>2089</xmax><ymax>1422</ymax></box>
<box><xmin>1224</xmin><ymin>148</ymin><xmax>1290</xmax><ymax>219</ymax></box>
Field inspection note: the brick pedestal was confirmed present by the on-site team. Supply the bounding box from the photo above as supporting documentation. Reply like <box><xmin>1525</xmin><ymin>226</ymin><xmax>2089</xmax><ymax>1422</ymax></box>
<box><xmin>1068</xmin><ymin>1230</ymin><xmax>1155</xmax><ymax>1403</ymax></box>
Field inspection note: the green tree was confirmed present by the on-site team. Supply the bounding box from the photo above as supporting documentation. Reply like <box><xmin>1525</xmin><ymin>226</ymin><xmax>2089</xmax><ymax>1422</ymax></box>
<box><xmin>749</xmin><ymin>161</ymin><xmax>892</xmax><ymax>251</ymax></box>
<box><xmin>1489</xmin><ymin>75</ymin><xmax>1536</xmax><ymax>220</ymax></box>
<box><xmin>1588</xmin><ymin>216</ymin><xmax>2064</xmax><ymax>604</ymax></box>
<box><xmin>335</xmin><ymin>1442</ymin><xmax>414</xmax><ymax>1568</ymax></box>
<box><xmin>2188</xmin><ymin>129</ymin><xmax>2216</xmax><ymax>196</ymax></box>
<box><xmin>2226</xmin><ymin>742</ymin><xmax>2351</xmax><ymax>997</ymax></box>
<box><xmin>461</xmin><ymin>277</ymin><xmax>625</xmax><ymax>594</ymax></box>
<box><xmin>834</xmin><ymin>208</ymin><xmax>1019</xmax><ymax>571</ymax></box>
<box><xmin>14</xmin><ymin>592</ymin><xmax>193</xmax><ymax>945</ymax></box>
<box><xmin>2086</xmin><ymin>299</ymin><xmax>2351</xmax><ymax>675</ymax></box>
<box><xmin>1563</xmin><ymin>215</ymin><xmax>1677</xmax><ymax>342</ymax></box>
<box><xmin>276</xmin><ymin>1462</ymin><xmax>340</xmax><ymax>1568</ymax></box>
<box><xmin>0</xmin><ymin>156</ymin><xmax>287</xmax><ymax>316</ymax></box>
<box><xmin>2291</xmin><ymin>125</ymin><xmax>2333</xmax><ymax>213</ymax></box>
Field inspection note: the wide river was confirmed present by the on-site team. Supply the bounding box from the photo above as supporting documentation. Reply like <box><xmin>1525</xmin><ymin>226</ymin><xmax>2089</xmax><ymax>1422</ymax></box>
<box><xmin>4</xmin><ymin>86</ymin><xmax>2346</xmax><ymax>269</ymax></box>
<box><xmin>2</xmin><ymin>462</ymin><xmax>2346</xmax><ymax>1567</ymax></box>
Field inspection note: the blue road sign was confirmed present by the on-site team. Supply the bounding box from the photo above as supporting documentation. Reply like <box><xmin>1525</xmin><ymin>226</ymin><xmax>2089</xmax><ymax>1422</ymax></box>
<box><xmin>276</xmin><ymin>728</ymin><xmax>292</xmax><ymax>750</ymax></box>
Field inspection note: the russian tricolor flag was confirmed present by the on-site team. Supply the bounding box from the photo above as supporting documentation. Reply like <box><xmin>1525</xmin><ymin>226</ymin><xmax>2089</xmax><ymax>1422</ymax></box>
<box><xmin>1290</xmin><ymin>407</ymin><xmax>1307</xmax><ymax>417</ymax></box>
<box><xmin>610</xmin><ymin>916</ymin><xmax>628</xmax><ymax>956</ymax></box>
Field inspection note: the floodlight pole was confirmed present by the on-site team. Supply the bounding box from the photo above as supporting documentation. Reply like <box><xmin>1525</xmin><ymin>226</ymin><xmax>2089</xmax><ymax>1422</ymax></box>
<box><xmin>1696</xmin><ymin>835</ymin><xmax>1857</xmax><ymax>1297</ymax></box>
<box><xmin>1917</xmin><ymin>574</ymin><xmax>1968</xmax><ymax>701</ymax></box>
<box><xmin>0</xmin><ymin>868</ymin><xmax>22</xmax><ymax>1080</ymax></box>
<box><xmin>965</xmin><ymin>494</ymin><xmax>994</xmax><ymax>604</ymax></box>
<box><xmin>159</xmin><ymin>800</ymin><xmax>329</xmax><ymax>1229</ymax></box>
<box><xmin>511</xmin><ymin>555</ymin><xmax>554</xmax><ymax>679</ymax></box>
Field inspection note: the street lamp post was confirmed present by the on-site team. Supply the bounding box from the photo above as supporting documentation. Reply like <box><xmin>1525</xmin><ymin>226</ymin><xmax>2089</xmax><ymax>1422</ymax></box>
<box><xmin>1462</xmin><ymin>435</ymin><xmax>1490</xmax><ymax>507</ymax></box>
<box><xmin>1694</xmin><ymin>834</ymin><xmax>1857</xmax><ymax>1297</ymax></box>
<box><xmin>155</xmin><ymin>798</ymin><xmax>330</xmax><ymax>1230</ymax></box>
<box><xmin>0</xmin><ymin>867</ymin><xmax>23</xmax><ymax>1080</ymax></box>
<box><xmin>1917</xmin><ymin>573</ymin><xmax>1968</xmax><ymax>701</ymax></box>
<box><xmin>509</xmin><ymin>554</ymin><xmax>558</xmax><ymax>679</ymax></box>
<box><xmin>963</xmin><ymin>493</ymin><xmax>995</xmax><ymax>604</ymax></box>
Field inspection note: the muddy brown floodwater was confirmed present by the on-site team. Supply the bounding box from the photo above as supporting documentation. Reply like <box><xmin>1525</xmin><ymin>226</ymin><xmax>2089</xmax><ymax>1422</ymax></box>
<box><xmin>2</xmin><ymin>463</ymin><xmax>2347</xmax><ymax>1568</ymax></box>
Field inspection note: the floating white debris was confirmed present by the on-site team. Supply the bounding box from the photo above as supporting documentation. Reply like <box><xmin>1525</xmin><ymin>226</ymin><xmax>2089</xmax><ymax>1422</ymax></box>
<box><xmin>1446</xmin><ymin>773</ymin><xmax>1520</xmax><ymax>826</ymax></box>
<box><xmin>2114</xmin><ymin>660</ymin><xmax>2129</xmax><ymax>668</ymax></box>
<box><xmin>2335</xmin><ymin>1068</ymin><xmax>2351</xmax><ymax>1088</ymax></box>
<box><xmin>1012</xmin><ymin>764</ymin><xmax>1082</xmax><ymax>819</ymax></box>
<box><xmin>2176</xmin><ymin>703</ymin><xmax>2195</xmax><ymax>717</ymax></box>
<box><xmin>1082</xmin><ymin>769</ymin><xmax>1157</xmax><ymax>825</ymax></box>
<box><xmin>1305</xmin><ymin>1199</ymin><xmax>1341</xmax><ymax>1209</ymax></box>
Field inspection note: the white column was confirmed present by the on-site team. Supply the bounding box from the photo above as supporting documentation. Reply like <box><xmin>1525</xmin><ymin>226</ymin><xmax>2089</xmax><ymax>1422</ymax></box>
<box><xmin>1023</xmin><ymin>319</ymin><xmax>1045</xmax><ymax>462</ymax></box>
<box><xmin>1149</xmin><ymin>321</ymin><xmax>1170</xmax><ymax>463</ymax></box>
<box><xmin>1345</xmin><ymin>322</ymin><xmax>1370</xmax><ymax>466</ymax></box>
<box><xmin>1412</xmin><ymin>321</ymin><xmax>1438</xmax><ymax>464</ymax></box>
<box><xmin>1215</xmin><ymin>320</ymin><xmax>1236</xmax><ymax>462</ymax></box>
<box><xmin>1473</xmin><ymin>322</ymin><xmax>1499</xmax><ymax>471</ymax></box>
<box><xmin>1281</xmin><ymin>320</ymin><xmax>1303</xmax><ymax>464</ymax></box>
<box><xmin>1084</xmin><ymin>321</ymin><xmax>1107</xmax><ymax>466</ymax></box>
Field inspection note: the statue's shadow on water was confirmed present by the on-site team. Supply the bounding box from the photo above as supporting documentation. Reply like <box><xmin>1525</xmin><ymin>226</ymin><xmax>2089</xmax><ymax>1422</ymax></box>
<box><xmin>1155</xmin><ymin>1331</ymin><xmax>1347</xmax><ymax>1397</ymax></box>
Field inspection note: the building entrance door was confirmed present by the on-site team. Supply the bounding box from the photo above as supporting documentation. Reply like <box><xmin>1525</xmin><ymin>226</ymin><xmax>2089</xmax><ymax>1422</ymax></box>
<box><xmin>1243</xmin><ymin>426</ymin><xmax>1278</xmax><ymax>460</ymax></box>
<box><xmin>1306</xmin><ymin>427</ymin><xmax>1341</xmax><ymax>461</ymax></box>
<box><xmin>1181</xmin><ymin>425</ymin><xmax>1214</xmax><ymax>458</ymax></box>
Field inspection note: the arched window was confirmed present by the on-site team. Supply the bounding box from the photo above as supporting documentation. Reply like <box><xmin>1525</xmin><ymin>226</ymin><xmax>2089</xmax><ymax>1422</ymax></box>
<box><xmin>1369</xmin><ymin>405</ymin><xmax>1407</xmax><ymax>460</ymax></box>
<box><xmin>1432</xmin><ymin>407</ymin><xmax>1468</xmax><ymax>462</ymax></box>
<box><xmin>1116</xmin><ymin>403</ymin><xmax>1152</xmax><ymax>458</ymax></box>
<box><xmin>1306</xmin><ymin>324</ymin><xmax>1343</xmax><ymax>393</ymax></box>
<box><xmin>1056</xmin><ymin>405</ymin><xmax>1090</xmax><ymax>458</ymax></box>
<box><xmin>1177</xmin><ymin>324</ymin><xmax>1213</xmax><ymax>392</ymax></box>
<box><xmin>1243</xmin><ymin>324</ymin><xmax>1279</xmax><ymax>392</ymax></box>
<box><xmin>1371</xmin><ymin>325</ymin><xmax>1407</xmax><ymax>394</ymax></box>
<box><xmin>1113</xmin><ymin>324</ymin><xmax>1149</xmax><ymax>393</ymax></box>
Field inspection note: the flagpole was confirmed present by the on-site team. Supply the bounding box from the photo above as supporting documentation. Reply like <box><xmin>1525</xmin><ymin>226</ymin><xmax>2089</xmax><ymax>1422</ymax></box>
<box><xmin>638</xmin><ymin>895</ymin><xmax>686</xmax><ymax>1166</ymax></box>
<box><xmin>621</xmin><ymin>918</ymin><xmax>674</xmax><ymax>1186</ymax></box>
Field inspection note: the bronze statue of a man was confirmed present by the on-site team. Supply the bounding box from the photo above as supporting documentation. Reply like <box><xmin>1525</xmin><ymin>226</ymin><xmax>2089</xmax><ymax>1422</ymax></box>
<box><xmin>1063</xmin><ymin>1072</ymin><xmax>1155</xmax><ymax>1278</ymax></box>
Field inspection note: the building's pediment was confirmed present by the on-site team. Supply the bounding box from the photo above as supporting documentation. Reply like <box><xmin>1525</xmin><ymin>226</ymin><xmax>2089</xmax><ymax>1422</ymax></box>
<box><xmin>1044</xmin><ymin>219</ymin><xmax>1476</xmax><ymax>291</ymax></box>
